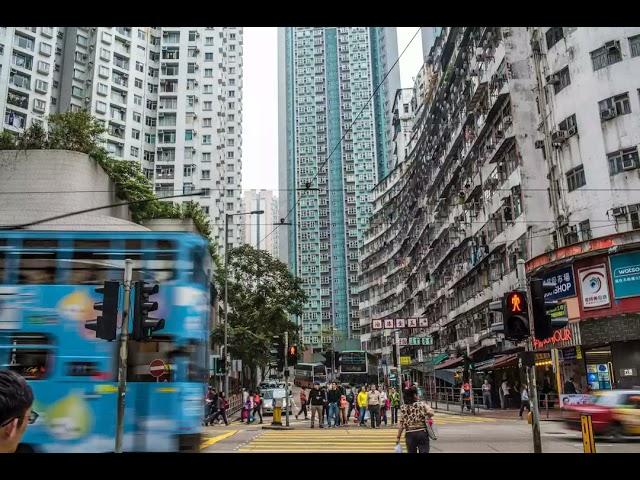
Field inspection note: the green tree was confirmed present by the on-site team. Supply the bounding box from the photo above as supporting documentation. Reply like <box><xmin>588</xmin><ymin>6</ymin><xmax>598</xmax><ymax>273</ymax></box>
<box><xmin>210</xmin><ymin>244</ymin><xmax>307</xmax><ymax>388</ymax></box>
<box><xmin>47</xmin><ymin>110</ymin><xmax>106</xmax><ymax>154</ymax></box>
<box><xmin>0</xmin><ymin>131</ymin><xmax>16</xmax><ymax>150</ymax></box>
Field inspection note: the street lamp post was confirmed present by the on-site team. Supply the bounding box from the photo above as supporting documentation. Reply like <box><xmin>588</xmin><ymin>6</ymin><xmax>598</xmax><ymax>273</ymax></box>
<box><xmin>223</xmin><ymin>209</ymin><xmax>264</xmax><ymax>399</ymax></box>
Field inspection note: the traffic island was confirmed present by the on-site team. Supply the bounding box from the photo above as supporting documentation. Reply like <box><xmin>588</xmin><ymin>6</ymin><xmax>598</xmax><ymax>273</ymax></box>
<box><xmin>261</xmin><ymin>425</ymin><xmax>294</xmax><ymax>430</ymax></box>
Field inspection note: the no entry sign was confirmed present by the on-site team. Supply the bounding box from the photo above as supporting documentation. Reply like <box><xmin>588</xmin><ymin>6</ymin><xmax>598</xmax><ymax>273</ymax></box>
<box><xmin>149</xmin><ymin>359</ymin><xmax>167</xmax><ymax>378</ymax></box>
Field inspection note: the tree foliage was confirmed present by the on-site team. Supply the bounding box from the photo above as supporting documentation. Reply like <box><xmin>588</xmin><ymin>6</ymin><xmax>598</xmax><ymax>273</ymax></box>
<box><xmin>210</xmin><ymin>244</ymin><xmax>307</xmax><ymax>387</ymax></box>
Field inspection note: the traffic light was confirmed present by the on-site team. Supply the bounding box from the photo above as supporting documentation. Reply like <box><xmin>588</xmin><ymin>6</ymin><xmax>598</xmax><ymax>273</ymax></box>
<box><xmin>530</xmin><ymin>278</ymin><xmax>568</xmax><ymax>341</ymax></box>
<box><xmin>503</xmin><ymin>290</ymin><xmax>529</xmax><ymax>341</ymax></box>
<box><xmin>86</xmin><ymin>281</ymin><xmax>119</xmax><ymax>341</ymax></box>
<box><xmin>270</xmin><ymin>336</ymin><xmax>284</xmax><ymax>370</ymax></box>
<box><xmin>132</xmin><ymin>281</ymin><xmax>165</xmax><ymax>341</ymax></box>
<box><xmin>287</xmin><ymin>345</ymin><xmax>298</xmax><ymax>366</ymax></box>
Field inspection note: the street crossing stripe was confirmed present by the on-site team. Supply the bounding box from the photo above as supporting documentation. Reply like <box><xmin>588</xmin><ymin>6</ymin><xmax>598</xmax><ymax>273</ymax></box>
<box><xmin>200</xmin><ymin>430</ymin><xmax>238</xmax><ymax>449</ymax></box>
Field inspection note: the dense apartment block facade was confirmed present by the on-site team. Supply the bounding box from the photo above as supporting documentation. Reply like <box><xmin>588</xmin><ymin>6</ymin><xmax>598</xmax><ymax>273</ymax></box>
<box><xmin>278</xmin><ymin>27</ymin><xmax>399</xmax><ymax>352</ymax></box>
<box><xmin>242</xmin><ymin>189</ymin><xmax>279</xmax><ymax>258</ymax></box>
<box><xmin>359</xmin><ymin>27</ymin><xmax>640</xmax><ymax>388</ymax></box>
<box><xmin>0</xmin><ymin>26</ymin><xmax>243</xmax><ymax>250</ymax></box>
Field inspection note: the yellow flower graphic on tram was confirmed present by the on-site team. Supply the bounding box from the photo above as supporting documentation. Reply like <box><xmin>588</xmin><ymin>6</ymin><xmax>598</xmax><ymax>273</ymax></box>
<box><xmin>45</xmin><ymin>392</ymin><xmax>93</xmax><ymax>440</ymax></box>
<box><xmin>57</xmin><ymin>290</ymin><xmax>96</xmax><ymax>339</ymax></box>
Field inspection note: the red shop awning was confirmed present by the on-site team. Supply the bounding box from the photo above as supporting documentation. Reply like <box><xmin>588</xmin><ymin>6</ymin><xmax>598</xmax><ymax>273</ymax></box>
<box><xmin>491</xmin><ymin>354</ymin><xmax>518</xmax><ymax>369</ymax></box>
<box><xmin>435</xmin><ymin>356</ymin><xmax>464</xmax><ymax>370</ymax></box>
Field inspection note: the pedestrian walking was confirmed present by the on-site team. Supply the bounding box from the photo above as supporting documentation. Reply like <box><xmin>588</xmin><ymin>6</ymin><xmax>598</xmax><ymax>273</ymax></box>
<box><xmin>379</xmin><ymin>388</ymin><xmax>389</xmax><ymax>426</ymax></box>
<box><xmin>500</xmin><ymin>378</ymin><xmax>510</xmax><ymax>409</ymax></box>
<box><xmin>346</xmin><ymin>385</ymin><xmax>356</xmax><ymax>421</ymax></box>
<box><xmin>395</xmin><ymin>385</ymin><xmax>435</xmax><ymax>454</ymax></box>
<box><xmin>357</xmin><ymin>386</ymin><xmax>368</xmax><ymax>427</ymax></box>
<box><xmin>0</xmin><ymin>370</ymin><xmax>36</xmax><ymax>453</ymax></box>
<box><xmin>204</xmin><ymin>386</ymin><xmax>216</xmax><ymax>425</ymax></box>
<box><xmin>252</xmin><ymin>391</ymin><xmax>263</xmax><ymax>424</ymax></box>
<box><xmin>327</xmin><ymin>382</ymin><xmax>340</xmax><ymax>428</ymax></box>
<box><xmin>244</xmin><ymin>394</ymin><xmax>254</xmax><ymax>423</ymax></box>
<box><xmin>367</xmin><ymin>384</ymin><xmax>381</xmax><ymax>428</ymax></box>
<box><xmin>564</xmin><ymin>377</ymin><xmax>577</xmax><ymax>394</ymax></box>
<box><xmin>389</xmin><ymin>387</ymin><xmax>400</xmax><ymax>425</ymax></box>
<box><xmin>308</xmin><ymin>381</ymin><xmax>327</xmax><ymax>428</ymax></box>
<box><xmin>482</xmin><ymin>379</ymin><xmax>493</xmax><ymax>409</ymax></box>
<box><xmin>519</xmin><ymin>384</ymin><xmax>531</xmax><ymax>418</ymax></box>
<box><xmin>211</xmin><ymin>392</ymin><xmax>229</xmax><ymax>426</ymax></box>
<box><xmin>296</xmin><ymin>388</ymin><xmax>308</xmax><ymax>420</ymax></box>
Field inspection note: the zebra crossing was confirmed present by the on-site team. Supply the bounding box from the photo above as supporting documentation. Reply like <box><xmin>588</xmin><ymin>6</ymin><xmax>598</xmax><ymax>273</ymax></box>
<box><xmin>237</xmin><ymin>413</ymin><xmax>496</xmax><ymax>452</ymax></box>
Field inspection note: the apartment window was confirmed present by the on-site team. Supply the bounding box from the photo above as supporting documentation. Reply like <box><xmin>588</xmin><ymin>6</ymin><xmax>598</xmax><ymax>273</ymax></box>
<box><xmin>133</xmin><ymin>112</ymin><xmax>141</xmax><ymax>123</ymax></box>
<box><xmin>202</xmin><ymin>134</ymin><xmax>211</xmax><ymax>145</ymax></box>
<box><xmin>203</xmin><ymin>101</ymin><xmax>212</xmax><ymax>111</ymax></box>
<box><xmin>185</xmin><ymin>130</ymin><xmax>193</xmax><ymax>141</ymax></box>
<box><xmin>187</xmin><ymin>63</ymin><xmax>196</xmax><ymax>74</ymax></box>
<box><xmin>228</xmin><ymin>90</ymin><xmax>235</xmax><ymax>98</ymax></box>
<box><xmin>205</xmin><ymin>37</ymin><xmax>214</xmax><ymax>46</ymax></box>
<box><xmin>226</xmin><ymin>176</ymin><xmax>233</xmax><ymax>184</ymax></box>
<box><xmin>36</xmin><ymin>60</ymin><xmax>50</xmax><ymax>74</ymax></box>
<box><xmin>131</xmin><ymin>128</ymin><xmax>140</xmax><ymax>140</ymax></box>
<box><xmin>579</xmin><ymin>220</ymin><xmax>592</xmax><ymax>241</ymax></box>
<box><xmin>566</xmin><ymin>165</ymin><xmax>586</xmax><ymax>192</ymax></box>
<box><xmin>77</xmin><ymin>34</ymin><xmax>88</xmax><ymax>47</ymax></box>
<box><xmin>226</xmin><ymin>164</ymin><xmax>234</xmax><ymax>171</ymax></box>
<box><xmin>545</xmin><ymin>27</ymin><xmax>564</xmax><ymax>49</ymax></box>
<box><xmin>553</xmin><ymin>66</ymin><xmax>571</xmax><ymax>94</ymax></box>
<box><xmin>145</xmin><ymin>116</ymin><xmax>156</xmax><ymax>127</ymax></box>
<box><xmin>608</xmin><ymin>147</ymin><xmax>640</xmax><ymax>175</ymax></box>
<box><xmin>599</xmin><ymin>92</ymin><xmax>631</xmax><ymax>117</ymax></box>
<box><xmin>99</xmin><ymin>48</ymin><xmax>110</xmax><ymax>61</ymax></box>
<box><xmin>202</xmin><ymin>188</ymin><xmax>211</xmax><ymax>197</ymax></box>
<box><xmin>147</xmin><ymin>83</ymin><xmax>157</xmax><ymax>94</ymax></box>
<box><xmin>631</xmin><ymin>205</ymin><xmax>640</xmax><ymax>230</ymax></box>
<box><xmin>98</xmin><ymin>65</ymin><xmax>109</xmax><ymax>78</ymax></box>
<box><xmin>95</xmin><ymin>101</ymin><xmax>107</xmax><ymax>113</ymax></box>
<box><xmin>96</xmin><ymin>82</ymin><xmax>108</xmax><ymax>96</ymax></box>
<box><xmin>228</xmin><ymin>126</ymin><xmax>234</xmax><ymax>133</ymax></box>
<box><xmin>201</xmin><ymin>170</ymin><xmax>210</xmax><ymax>180</ymax></box>
<box><xmin>41</xmin><ymin>27</ymin><xmax>54</xmax><ymax>38</ymax></box>
<box><xmin>102</xmin><ymin>31</ymin><xmax>112</xmax><ymax>44</ymax></box>
<box><xmin>203</xmin><ymin>84</ymin><xmax>213</xmax><ymax>94</ymax></box>
<box><xmin>227</xmin><ymin>139</ymin><xmax>234</xmax><ymax>146</ymax></box>
<box><xmin>145</xmin><ymin>133</ymin><xmax>156</xmax><ymax>144</ymax></box>
<box><xmin>130</xmin><ymin>146</ymin><xmax>139</xmax><ymax>157</ymax></box>
<box><xmin>188</xmin><ymin>30</ymin><xmax>197</xmax><ymax>42</ymax></box>
<box><xmin>227</xmin><ymin>151</ymin><xmax>234</xmax><ymax>158</ymax></box>
<box><xmin>183</xmin><ymin>165</ymin><xmax>195</xmax><ymax>176</ymax></box>
<box><xmin>230</xmin><ymin>33</ymin><xmax>236</xmax><ymax>40</ymax></box>
<box><xmin>33</xmin><ymin>98</ymin><xmax>46</xmax><ymax>113</ymax></box>
<box><xmin>71</xmin><ymin>86</ymin><xmax>84</xmax><ymax>98</ymax></box>
<box><xmin>144</xmin><ymin>150</ymin><xmax>155</xmax><ymax>162</ymax></box>
<box><xmin>203</xmin><ymin>118</ymin><xmax>212</xmax><ymax>127</ymax></box>
<box><xmin>591</xmin><ymin>41</ymin><xmax>622</xmax><ymax>71</ymax></box>
<box><xmin>228</xmin><ymin>102</ymin><xmax>234</xmax><ymax>109</ymax></box>
<box><xmin>228</xmin><ymin>114</ymin><xmax>234</xmax><ymax>121</ymax></box>
<box><xmin>558</xmin><ymin>114</ymin><xmax>577</xmax><ymax>135</ymax></box>
<box><xmin>630</xmin><ymin>35</ymin><xmax>640</xmax><ymax>57</ymax></box>
<box><xmin>229</xmin><ymin>78</ymin><xmax>235</xmax><ymax>86</ymax></box>
<box><xmin>229</xmin><ymin>67</ymin><xmax>236</xmax><ymax>74</ymax></box>
<box><xmin>205</xmin><ymin>52</ymin><xmax>213</xmax><ymax>61</ymax></box>
<box><xmin>159</xmin><ymin>97</ymin><xmax>176</xmax><ymax>109</ymax></box>
<box><xmin>15</xmin><ymin>33</ymin><xmax>35</xmax><ymax>51</ymax></box>
<box><xmin>204</xmin><ymin>68</ymin><xmax>213</xmax><ymax>78</ymax></box>
<box><xmin>202</xmin><ymin>152</ymin><xmax>211</xmax><ymax>162</ymax></box>
<box><xmin>135</xmin><ymin>61</ymin><xmax>144</xmax><ymax>73</ymax></box>
<box><xmin>131</xmin><ymin>78</ymin><xmax>141</xmax><ymax>89</ymax></box>
<box><xmin>132</xmin><ymin>94</ymin><xmax>141</xmax><ymax>106</ymax></box>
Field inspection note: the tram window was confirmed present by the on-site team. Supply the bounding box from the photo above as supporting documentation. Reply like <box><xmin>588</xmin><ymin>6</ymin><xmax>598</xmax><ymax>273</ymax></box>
<box><xmin>23</xmin><ymin>239</ymin><xmax>58</xmax><ymax>249</ymax></box>
<box><xmin>0</xmin><ymin>333</ymin><xmax>53</xmax><ymax>380</ymax></box>
<box><xmin>72</xmin><ymin>239</ymin><xmax>111</xmax><ymax>250</ymax></box>
<box><xmin>125</xmin><ymin>239</ymin><xmax>143</xmax><ymax>251</ymax></box>
<box><xmin>190</xmin><ymin>247</ymin><xmax>208</xmax><ymax>284</ymax></box>
<box><xmin>126</xmin><ymin>336</ymin><xmax>175</xmax><ymax>382</ymax></box>
<box><xmin>17</xmin><ymin>253</ymin><xmax>57</xmax><ymax>284</ymax></box>
<box><xmin>0</xmin><ymin>252</ymin><xmax>5</xmax><ymax>284</ymax></box>
<box><xmin>156</xmin><ymin>240</ymin><xmax>176</xmax><ymax>250</ymax></box>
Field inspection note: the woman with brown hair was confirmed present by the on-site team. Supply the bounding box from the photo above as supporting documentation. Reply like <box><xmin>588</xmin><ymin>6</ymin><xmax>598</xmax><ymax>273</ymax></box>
<box><xmin>395</xmin><ymin>385</ymin><xmax>435</xmax><ymax>453</ymax></box>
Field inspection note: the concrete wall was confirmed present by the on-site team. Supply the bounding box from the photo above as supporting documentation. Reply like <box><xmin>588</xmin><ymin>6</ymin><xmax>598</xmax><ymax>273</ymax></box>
<box><xmin>0</xmin><ymin>149</ymin><xmax>146</xmax><ymax>230</ymax></box>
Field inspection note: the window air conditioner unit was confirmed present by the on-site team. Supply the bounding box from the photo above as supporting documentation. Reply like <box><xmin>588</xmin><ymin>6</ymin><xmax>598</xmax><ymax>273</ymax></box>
<box><xmin>612</xmin><ymin>206</ymin><xmax>627</xmax><ymax>217</ymax></box>
<box><xmin>622</xmin><ymin>155</ymin><xmax>637</xmax><ymax>170</ymax></box>
<box><xmin>545</xmin><ymin>74</ymin><xmax>560</xmax><ymax>85</ymax></box>
<box><xmin>567</xmin><ymin>125</ymin><xmax>578</xmax><ymax>137</ymax></box>
<box><xmin>600</xmin><ymin>108</ymin><xmax>617</xmax><ymax>121</ymax></box>
<box><xmin>628</xmin><ymin>204</ymin><xmax>639</xmax><ymax>214</ymax></box>
<box><xmin>534</xmin><ymin>140</ymin><xmax>545</xmax><ymax>149</ymax></box>
<box><xmin>551</xmin><ymin>130</ymin><xmax>568</xmax><ymax>144</ymax></box>
<box><xmin>605</xmin><ymin>40</ymin><xmax>620</xmax><ymax>51</ymax></box>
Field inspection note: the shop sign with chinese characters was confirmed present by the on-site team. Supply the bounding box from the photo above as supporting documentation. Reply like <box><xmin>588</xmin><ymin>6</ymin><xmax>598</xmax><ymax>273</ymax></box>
<box><xmin>609</xmin><ymin>251</ymin><xmax>640</xmax><ymax>299</ymax></box>
<box><xmin>577</xmin><ymin>264</ymin><xmax>611</xmax><ymax>309</ymax></box>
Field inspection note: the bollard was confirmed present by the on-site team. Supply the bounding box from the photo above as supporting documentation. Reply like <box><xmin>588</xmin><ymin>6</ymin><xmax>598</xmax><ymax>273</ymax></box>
<box><xmin>581</xmin><ymin>415</ymin><xmax>596</xmax><ymax>453</ymax></box>
<box><xmin>273</xmin><ymin>405</ymin><xmax>282</xmax><ymax>426</ymax></box>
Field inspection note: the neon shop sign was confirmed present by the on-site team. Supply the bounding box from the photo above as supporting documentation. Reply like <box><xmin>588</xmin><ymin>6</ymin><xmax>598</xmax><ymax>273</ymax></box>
<box><xmin>533</xmin><ymin>327</ymin><xmax>572</xmax><ymax>350</ymax></box>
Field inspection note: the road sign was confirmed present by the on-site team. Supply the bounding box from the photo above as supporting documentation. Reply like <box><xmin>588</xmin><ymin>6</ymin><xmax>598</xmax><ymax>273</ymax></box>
<box><xmin>581</xmin><ymin>415</ymin><xmax>596</xmax><ymax>453</ymax></box>
<box><xmin>400</xmin><ymin>356</ymin><xmax>411</xmax><ymax>366</ymax></box>
<box><xmin>149</xmin><ymin>359</ymin><xmax>167</xmax><ymax>378</ymax></box>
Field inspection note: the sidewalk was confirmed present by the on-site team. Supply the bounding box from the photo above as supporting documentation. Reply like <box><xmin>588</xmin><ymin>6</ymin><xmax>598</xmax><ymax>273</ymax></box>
<box><xmin>431</xmin><ymin>404</ymin><xmax>567</xmax><ymax>422</ymax></box>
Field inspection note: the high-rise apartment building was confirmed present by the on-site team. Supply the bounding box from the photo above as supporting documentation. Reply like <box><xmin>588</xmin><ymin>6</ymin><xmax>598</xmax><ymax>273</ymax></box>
<box><xmin>0</xmin><ymin>26</ymin><xmax>243</xmax><ymax>250</ymax></box>
<box><xmin>241</xmin><ymin>189</ymin><xmax>279</xmax><ymax>258</ymax></box>
<box><xmin>278</xmin><ymin>27</ymin><xmax>398</xmax><ymax>352</ymax></box>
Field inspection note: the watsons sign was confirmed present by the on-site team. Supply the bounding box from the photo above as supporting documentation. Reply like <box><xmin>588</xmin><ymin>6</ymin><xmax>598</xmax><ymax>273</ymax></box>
<box><xmin>609</xmin><ymin>251</ymin><xmax>640</xmax><ymax>299</ymax></box>
<box><xmin>543</xmin><ymin>266</ymin><xmax>576</xmax><ymax>301</ymax></box>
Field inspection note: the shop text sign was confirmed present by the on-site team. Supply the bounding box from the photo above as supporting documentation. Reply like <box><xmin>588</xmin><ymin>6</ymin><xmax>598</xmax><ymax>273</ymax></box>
<box><xmin>577</xmin><ymin>264</ymin><xmax>610</xmax><ymax>309</ymax></box>
<box><xmin>532</xmin><ymin>326</ymin><xmax>572</xmax><ymax>350</ymax></box>
<box><xmin>408</xmin><ymin>336</ymin><xmax>433</xmax><ymax>346</ymax></box>
<box><xmin>543</xmin><ymin>266</ymin><xmax>576</xmax><ymax>300</ymax></box>
<box><xmin>372</xmin><ymin>317</ymin><xmax>429</xmax><ymax>330</ymax></box>
<box><xmin>609</xmin><ymin>251</ymin><xmax>640</xmax><ymax>299</ymax></box>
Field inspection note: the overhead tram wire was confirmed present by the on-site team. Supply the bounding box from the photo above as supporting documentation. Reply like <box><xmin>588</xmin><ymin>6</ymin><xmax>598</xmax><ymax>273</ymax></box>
<box><xmin>257</xmin><ymin>27</ymin><xmax>423</xmax><ymax>247</ymax></box>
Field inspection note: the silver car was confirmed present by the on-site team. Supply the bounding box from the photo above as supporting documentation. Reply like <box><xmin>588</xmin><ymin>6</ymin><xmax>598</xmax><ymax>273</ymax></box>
<box><xmin>261</xmin><ymin>388</ymin><xmax>294</xmax><ymax>416</ymax></box>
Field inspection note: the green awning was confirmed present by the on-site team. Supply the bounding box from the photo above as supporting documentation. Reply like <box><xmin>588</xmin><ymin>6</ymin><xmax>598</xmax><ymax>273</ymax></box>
<box><xmin>429</xmin><ymin>353</ymin><xmax>449</xmax><ymax>365</ymax></box>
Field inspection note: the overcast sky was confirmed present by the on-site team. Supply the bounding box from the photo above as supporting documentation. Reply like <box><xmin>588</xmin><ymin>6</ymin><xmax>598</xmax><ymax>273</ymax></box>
<box><xmin>241</xmin><ymin>27</ymin><xmax>423</xmax><ymax>193</ymax></box>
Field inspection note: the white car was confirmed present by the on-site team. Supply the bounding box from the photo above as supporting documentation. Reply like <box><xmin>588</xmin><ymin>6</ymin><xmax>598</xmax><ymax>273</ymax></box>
<box><xmin>261</xmin><ymin>388</ymin><xmax>294</xmax><ymax>416</ymax></box>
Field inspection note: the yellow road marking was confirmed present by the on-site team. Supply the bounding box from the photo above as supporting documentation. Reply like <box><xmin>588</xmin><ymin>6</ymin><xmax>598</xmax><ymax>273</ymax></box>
<box><xmin>200</xmin><ymin>430</ymin><xmax>238</xmax><ymax>450</ymax></box>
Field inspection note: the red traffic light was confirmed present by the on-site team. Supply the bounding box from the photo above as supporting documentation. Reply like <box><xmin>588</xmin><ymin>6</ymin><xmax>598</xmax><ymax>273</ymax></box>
<box><xmin>288</xmin><ymin>346</ymin><xmax>297</xmax><ymax>356</ymax></box>
<box><xmin>507</xmin><ymin>291</ymin><xmax>526</xmax><ymax>314</ymax></box>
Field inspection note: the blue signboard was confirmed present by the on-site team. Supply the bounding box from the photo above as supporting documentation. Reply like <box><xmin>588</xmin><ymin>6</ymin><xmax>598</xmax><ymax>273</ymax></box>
<box><xmin>609</xmin><ymin>251</ymin><xmax>640</xmax><ymax>299</ymax></box>
<box><xmin>543</xmin><ymin>266</ymin><xmax>576</xmax><ymax>301</ymax></box>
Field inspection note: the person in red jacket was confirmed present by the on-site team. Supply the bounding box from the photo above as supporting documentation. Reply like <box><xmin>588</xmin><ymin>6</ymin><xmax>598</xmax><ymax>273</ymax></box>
<box><xmin>252</xmin><ymin>391</ymin><xmax>263</xmax><ymax>424</ymax></box>
<box><xmin>296</xmin><ymin>388</ymin><xmax>308</xmax><ymax>420</ymax></box>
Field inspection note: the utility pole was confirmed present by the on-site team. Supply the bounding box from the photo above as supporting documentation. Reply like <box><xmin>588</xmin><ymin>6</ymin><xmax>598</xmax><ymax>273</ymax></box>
<box><xmin>224</xmin><ymin>213</ymin><xmax>230</xmax><ymax>399</ymax></box>
<box><xmin>518</xmin><ymin>258</ymin><xmax>542</xmax><ymax>453</ymax></box>
<box><xmin>395</xmin><ymin>330</ymin><xmax>404</xmax><ymax>406</ymax></box>
<box><xmin>284</xmin><ymin>330</ymin><xmax>290</xmax><ymax>427</ymax></box>
<box><xmin>115</xmin><ymin>259</ymin><xmax>132</xmax><ymax>453</ymax></box>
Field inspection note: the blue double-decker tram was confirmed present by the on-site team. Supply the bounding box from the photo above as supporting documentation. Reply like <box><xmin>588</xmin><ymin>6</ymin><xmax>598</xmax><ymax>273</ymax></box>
<box><xmin>0</xmin><ymin>230</ymin><xmax>212</xmax><ymax>452</ymax></box>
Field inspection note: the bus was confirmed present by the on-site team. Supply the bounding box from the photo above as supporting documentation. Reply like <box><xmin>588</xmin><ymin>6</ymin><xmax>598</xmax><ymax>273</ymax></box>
<box><xmin>337</xmin><ymin>350</ymin><xmax>379</xmax><ymax>386</ymax></box>
<box><xmin>0</xmin><ymin>231</ymin><xmax>212</xmax><ymax>452</ymax></box>
<box><xmin>293</xmin><ymin>363</ymin><xmax>327</xmax><ymax>388</ymax></box>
